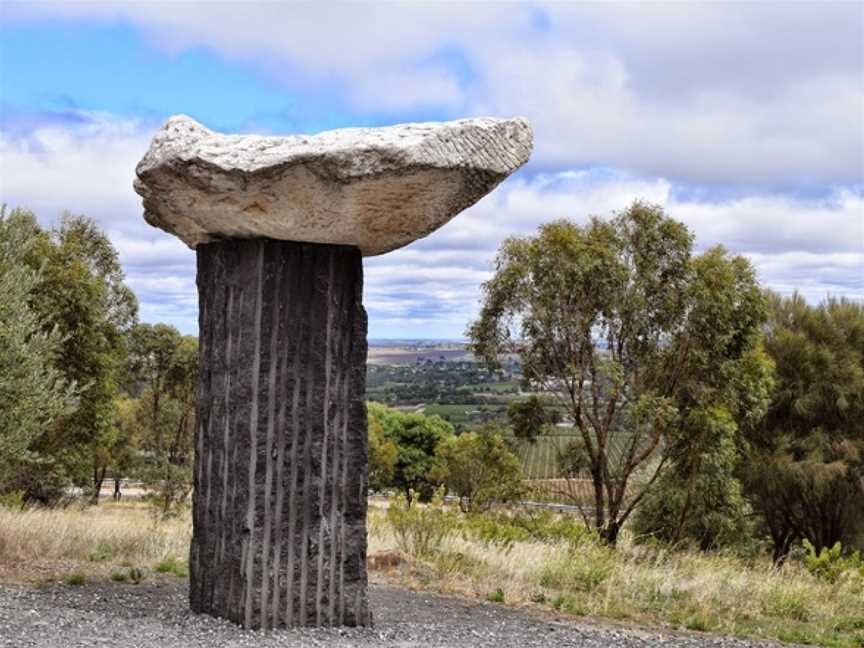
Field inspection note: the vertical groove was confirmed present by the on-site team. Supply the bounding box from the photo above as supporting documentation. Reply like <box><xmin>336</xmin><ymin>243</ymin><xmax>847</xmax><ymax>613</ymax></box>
<box><xmin>338</xmin><ymin>252</ymin><xmax>358</xmax><ymax>624</ymax></box>
<box><xmin>285</xmin><ymin>245</ymin><xmax>311</xmax><ymax>627</ymax></box>
<box><xmin>226</xmin><ymin>286</ymin><xmax>245</xmax><ymax>618</ymax></box>
<box><xmin>330</xmin><ymin>253</ymin><xmax>350</xmax><ymax>623</ymax></box>
<box><xmin>298</xmin><ymin>250</ymin><xmax>318</xmax><ymax>625</ymax></box>
<box><xmin>260</xmin><ymin>246</ymin><xmax>282</xmax><ymax>629</ymax></box>
<box><xmin>194</xmin><ymin>240</ymin><xmax>369</xmax><ymax>629</ymax></box>
<box><xmin>270</xmin><ymin>250</ymin><xmax>291</xmax><ymax>627</ymax></box>
<box><xmin>243</xmin><ymin>242</ymin><xmax>265</xmax><ymax>629</ymax></box>
<box><xmin>316</xmin><ymin>252</ymin><xmax>336</xmax><ymax>625</ymax></box>
<box><xmin>218</xmin><ymin>286</ymin><xmax>235</xmax><ymax>565</ymax></box>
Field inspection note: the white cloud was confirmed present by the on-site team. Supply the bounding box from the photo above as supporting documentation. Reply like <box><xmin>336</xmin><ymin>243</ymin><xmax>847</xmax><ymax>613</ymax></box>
<box><xmin>0</xmin><ymin>111</ymin><xmax>199</xmax><ymax>332</ymax></box>
<box><xmin>4</xmin><ymin>2</ymin><xmax>862</xmax><ymax>186</ymax></box>
<box><xmin>1</xmin><ymin>111</ymin><xmax>861</xmax><ymax>339</ymax></box>
<box><xmin>367</xmin><ymin>171</ymin><xmax>864</xmax><ymax>337</ymax></box>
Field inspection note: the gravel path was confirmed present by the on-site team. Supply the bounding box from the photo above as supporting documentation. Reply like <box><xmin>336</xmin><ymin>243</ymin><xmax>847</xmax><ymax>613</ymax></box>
<box><xmin>0</xmin><ymin>581</ymin><xmax>794</xmax><ymax>648</ymax></box>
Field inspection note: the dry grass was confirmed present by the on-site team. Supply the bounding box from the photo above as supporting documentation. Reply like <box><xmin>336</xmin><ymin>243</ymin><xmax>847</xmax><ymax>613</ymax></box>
<box><xmin>367</xmin><ymin>504</ymin><xmax>864</xmax><ymax>647</ymax></box>
<box><xmin>0</xmin><ymin>501</ymin><xmax>190</xmax><ymax>583</ymax></box>
<box><xmin>1</xmin><ymin>502</ymin><xmax>861</xmax><ymax>646</ymax></box>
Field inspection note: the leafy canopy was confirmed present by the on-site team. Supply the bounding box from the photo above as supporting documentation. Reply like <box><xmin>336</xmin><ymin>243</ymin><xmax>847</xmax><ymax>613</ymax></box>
<box><xmin>432</xmin><ymin>422</ymin><xmax>524</xmax><ymax>512</ymax></box>
<box><xmin>367</xmin><ymin>402</ymin><xmax>454</xmax><ymax>503</ymax></box>
<box><xmin>468</xmin><ymin>202</ymin><xmax>769</xmax><ymax>544</ymax></box>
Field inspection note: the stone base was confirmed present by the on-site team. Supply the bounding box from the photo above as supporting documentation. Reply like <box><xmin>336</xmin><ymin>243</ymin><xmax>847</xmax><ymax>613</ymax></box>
<box><xmin>190</xmin><ymin>238</ymin><xmax>370</xmax><ymax>629</ymax></box>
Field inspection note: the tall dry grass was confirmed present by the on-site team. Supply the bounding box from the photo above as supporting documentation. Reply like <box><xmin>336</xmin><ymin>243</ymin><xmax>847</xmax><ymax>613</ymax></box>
<box><xmin>0</xmin><ymin>502</ymin><xmax>190</xmax><ymax>567</ymax></box>
<box><xmin>367</xmin><ymin>504</ymin><xmax>864</xmax><ymax>648</ymax></box>
<box><xmin>0</xmin><ymin>501</ymin><xmax>861</xmax><ymax>646</ymax></box>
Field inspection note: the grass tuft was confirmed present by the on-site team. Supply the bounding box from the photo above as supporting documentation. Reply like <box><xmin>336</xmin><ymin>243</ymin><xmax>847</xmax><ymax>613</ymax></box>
<box><xmin>64</xmin><ymin>572</ymin><xmax>87</xmax><ymax>586</ymax></box>
<box><xmin>154</xmin><ymin>555</ymin><xmax>188</xmax><ymax>578</ymax></box>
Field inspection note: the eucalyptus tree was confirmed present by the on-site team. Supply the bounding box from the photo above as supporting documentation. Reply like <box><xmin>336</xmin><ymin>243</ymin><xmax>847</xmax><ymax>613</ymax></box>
<box><xmin>469</xmin><ymin>202</ymin><xmax>769</xmax><ymax>544</ymax></box>
<box><xmin>367</xmin><ymin>402</ymin><xmax>454</xmax><ymax>504</ymax></box>
<box><xmin>0</xmin><ymin>209</ymin><xmax>136</xmax><ymax>502</ymax></box>
<box><xmin>126</xmin><ymin>323</ymin><xmax>198</xmax><ymax>515</ymax></box>
<box><xmin>432</xmin><ymin>422</ymin><xmax>524</xmax><ymax>512</ymax></box>
<box><xmin>743</xmin><ymin>293</ymin><xmax>864</xmax><ymax>561</ymax></box>
<box><xmin>507</xmin><ymin>395</ymin><xmax>561</xmax><ymax>444</ymax></box>
<box><xmin>0</xmin><ymin>208</ymin><xmax>77</xmax><ymax>494</ymax></box>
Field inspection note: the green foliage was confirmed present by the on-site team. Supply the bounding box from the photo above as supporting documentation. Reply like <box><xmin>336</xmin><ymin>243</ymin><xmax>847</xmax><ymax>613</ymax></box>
<box><xmin>461</xmin><ymin>513</ymin><xmax>528</xmax><ymax>551</ymax></box>
<box><xmin>64</xmin><ymin>572</ymin><xmax>87</xmax><ymax>586</ymax></box>
<box><xmin>743</xmin><ymin>294</ymin><xmax>864</xmax><ymax>561</ymax></box>
<box><xmin>0</xmin><ymin>208</ymin><xmax>137</xmax><ymax>503</ymax></box>
<box><xmin>154</xmin><ymin>555</ymin><xmax>189</xmax><ymax>578</ymax></box>
<box><xmin>760</xmin><ymin>583</ymin><xmax>812</xmax><ymax>622</ymax></box>
<box><xmin>468</xmin><ymin>202</ymin><xmax>769</xmax><ymax>544</ymax></box>
<box><xmin>127</xmin><ymin>324</ymin><xmax>197</xmax><ymax>519</ymax></box>
<box><xmin>386</xmin><ymin>487</ymin><xmax>458</xmax><ymax>558</ymax></box>
<box><xmin>0</xmin><ymin>491</ymin><xmax>25</xmax><ymax>511</ymax></box>
<box><xmin>368</xmin><ymin>412</ymin><xmax>398</xmax><ymax>491</ymax></box>
<box><xmin>507</xmin><ymin>395</ymin><xmax>560</xmax><ymax>444</ymax></box>
<box><xmin>539</xmin><ymin>541</ymin><xmax>617</xmax><ymax>593</ymax></box>
<box><xmin>461</xmin><ymin>510</ymin><xmax>593</xmax><ymax>550</ymax></box>
<box><xmin>431</xmin><ymin>422</ymin><xmax>524</xmax><ymax>512</ymax></box>
<box><xmin>633</xmin><ymin>408</ymin><xmax>753</xmax><ymax>550</ymax></box>
<box><xmin>110</xmin><ymin>571</ymin><xmax>128</xmax><ymax>582</ymax></box>
<box><xmin>0</xmin><ymin>208</ymin><xmax>78</xmax><ymax>493</ymax></box>
<box><xmin>802</xmin><ymin>540</ymin><xmax>863</xmax><ymax>583</ymax></box>
<box><xmin>486</xmin><ymin>588</ymin><xmax>506</xmax><ymax>603</ymax></box>
<box><xmin>368</xmin><ymin>402</ymin><xmax>454</xmax><ymax>503</ymax></box>
<box><xmin>87</xmin><ymin>541</ymin><xmax>114</xmax><ymax>563</ymax></box>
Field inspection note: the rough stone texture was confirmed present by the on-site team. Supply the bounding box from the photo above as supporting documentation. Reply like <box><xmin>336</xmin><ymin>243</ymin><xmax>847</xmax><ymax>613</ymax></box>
<box><xmin>134</xmin><ymin>115</ymin><xmax>533</xmax><ymax>255</ymax></box>
<box><xmin>191</xmin><ymin>238</ymin><xmax>369</xmax><ymax>629</ymax></box>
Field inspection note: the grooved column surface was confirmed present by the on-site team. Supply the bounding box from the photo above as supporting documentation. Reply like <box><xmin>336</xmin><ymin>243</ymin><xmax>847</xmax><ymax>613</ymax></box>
<box><xmin>190</xmin><ymin>238</ymin><xmax>370</xmax><ymax>629</ymax></box>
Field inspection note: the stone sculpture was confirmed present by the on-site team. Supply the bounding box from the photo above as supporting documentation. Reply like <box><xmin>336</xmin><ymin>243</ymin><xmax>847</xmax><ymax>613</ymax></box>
<box><xmin>134</xmin><ymin>114</ymin><xmax>532</xmax><ymax>629</ymax></box>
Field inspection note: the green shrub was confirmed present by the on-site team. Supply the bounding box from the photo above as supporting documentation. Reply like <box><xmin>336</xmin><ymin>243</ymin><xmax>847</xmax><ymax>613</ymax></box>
<box><xmin>539</xmin><ymin>541</ymin><xmax>617</xmax><ymax>593</ymax></box>
<box><xmin>761</xmin><ymin>584</ymin><xmax>810</xmax><ymax>622</ymax></box>
<box><xmin>461</xmin><ymin>510</ymin><xmax>593</xmax><ymax>551</ymax></box>
<box><xmin>110</xmin><ymin>571</ymin><xmax>128</xmax><ymax>582</ymax></box>
<box><xmin>433</xmin><ymin>551</ymin><xmax>485</xmax><ymax>576</ymax></box>
<box><xmin>386</xmin><ymin>487</ymin><xmax>458</xmax><ymax>558</ymax></box>
<box><xmin>512</xmin><ymin>510</ymin><xmax>594</xmax><ymax>548</ymax></box>
<box><xmin>431</xmin><ymin>423</ymin><xmax>524</xmax><ymax>512</ymax></box>
<box><xmin>462</xmin><ymin>512</ymin><xmax>530</xmax><ymax>551</ymax></box>
<box><xmin>88</xmin><ymin>541</ymin><xmax>114</xmax><ymax>563</ymax></box>
<box><xmin>486</xmin><ymin>588</ymin><xmax>505</xmax><ymax>603</ymax></box>
<box><xmin>803</xmin><ymin>539</ymin><xmax>863</xmax><ymax>583</ymax></box>
<box><xmin>154</xmin><ymin>555</ymin><xmax>188</xmax><ymax>578</ymax></box>
<box><xmin>0</xmin><ymin>491</ymin><xmax>25</xmax><ymax>511</ymax></box>
<box><xmin>64</xmin><ymin>572</ymin><xmax>87</xmax><ymax>586</ymax></box>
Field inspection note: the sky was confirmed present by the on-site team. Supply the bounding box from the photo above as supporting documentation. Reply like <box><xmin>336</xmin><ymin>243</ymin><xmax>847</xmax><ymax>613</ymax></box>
<box><xmin>1</xmin><ymin>1</ymin><xmax>862</xmax><ymax>339</ymax></box>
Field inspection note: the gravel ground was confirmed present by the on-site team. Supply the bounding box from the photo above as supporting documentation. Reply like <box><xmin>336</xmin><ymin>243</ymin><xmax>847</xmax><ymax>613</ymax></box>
<box><xmin>0</xmin><ymin>581</ymin><xmax>797</xmax><ymax>648</ymax></box>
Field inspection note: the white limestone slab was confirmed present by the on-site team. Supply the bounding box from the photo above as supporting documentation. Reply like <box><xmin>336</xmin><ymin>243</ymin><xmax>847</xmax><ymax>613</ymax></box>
<box><xmin>134</xmin><ymin>115</ymin><xmax>532</xmax><ymax>255</ymax></box>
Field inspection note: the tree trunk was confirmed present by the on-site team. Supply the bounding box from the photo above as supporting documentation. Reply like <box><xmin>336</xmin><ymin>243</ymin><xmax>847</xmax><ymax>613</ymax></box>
<box><xmin>591</xmin><ymin>465</ymin><xmax>606</xmax><ymax>533</ymax></box>
<box><xmin>190</xmin><ymin>239</ymin><xmax>370</xmax><ymax>629</ymax></box>
<box><xmin>91</xmin><ymin>465</ymin><xmax>106</xmax><ymax>504</ymax></box>
<box><xmin>601</xmin><ymin>520</ymin><xmax>621</xmax><ymax>546</ymax></box>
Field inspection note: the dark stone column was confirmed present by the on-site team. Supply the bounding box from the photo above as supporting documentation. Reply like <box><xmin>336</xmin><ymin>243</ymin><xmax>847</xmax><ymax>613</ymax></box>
<box><xmin>190</xmin><ymin>238</ymin><xmax>370</xmax><ymax>629</ymax></box>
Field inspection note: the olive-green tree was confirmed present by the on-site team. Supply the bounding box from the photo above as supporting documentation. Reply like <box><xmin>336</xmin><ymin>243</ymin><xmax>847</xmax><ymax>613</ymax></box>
<box><xmin>507</xmin><ymin>395</ymin><xmax>561</xmax><ymax>444</ymax></box>
<box><xmin>0</xmin><ymin>208</ymin><xmax>77</xmax><ymax>493</ymax></box>
<box><xmin>3</xmin><ymin>209</ymin><xmax>135</xmax><ymax>503</ymax></box>
<box><xmin>432</xmin><ymin>422</ymin><xmax>524</xmax><ymax>512</ymax></box>
<box><xmin>469</xmin><ymin>202</ymin><xmax>769</xmax><ymax>544</ymax></box>
<box><xmin>634</xmin><ymin>250</ymin><xmax>774</xmax><ymax>548</ymax></box>
<box><xmin>367</xmin><ymin>402</ymin><xmax>454</xmax><ymax>504</ymax></box>
<box><xmin>126</xmin><ymin>323</ymin><xmax>198</xmax><ymax>516</ymax></box>
<box><xmin>368</xmin><ymin>412</ymin><xmax>398</xmax><ymax>492</ymax></box>
<box><xmin>743</xmin><ymin>293</ymin><xmax>864</xmax><ymax>562</ymax></box>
